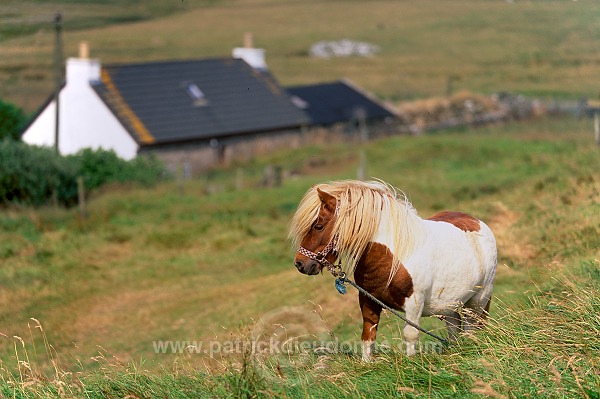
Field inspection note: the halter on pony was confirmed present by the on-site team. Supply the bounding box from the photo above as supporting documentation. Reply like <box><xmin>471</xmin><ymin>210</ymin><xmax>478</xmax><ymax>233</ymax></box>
<box><xmin>296</xmin><ymin>235</ymin><xmax>342</xmax><ymax>276</ymax></box>
<box><xmin>296</xmin><ymin>202</ymin><xmax>344</xmax><ymax>276</ymax></box>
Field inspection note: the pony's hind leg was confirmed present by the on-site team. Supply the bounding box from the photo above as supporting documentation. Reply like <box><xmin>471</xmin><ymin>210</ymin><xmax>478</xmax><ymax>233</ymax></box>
<box><xmin>443</xmin><ymin>311</ymin><xmax>462</xmax><ymax>342</ymax></box>
<box><xmin>463</xmin><ymin>295</ymin><xmax>492</xmax><ymax>332</ymax></box>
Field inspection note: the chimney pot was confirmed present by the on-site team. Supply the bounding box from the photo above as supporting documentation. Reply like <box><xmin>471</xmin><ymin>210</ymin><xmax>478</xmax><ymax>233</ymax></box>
<box><xmin>79</xmin><ymin>41</ymin><xmax>89</xmax><ymax>59</ymax></box>
<box><xmin>243</xmin><ymin>32</ymin><xmax>253</xmax><ymax>48</ymax></box>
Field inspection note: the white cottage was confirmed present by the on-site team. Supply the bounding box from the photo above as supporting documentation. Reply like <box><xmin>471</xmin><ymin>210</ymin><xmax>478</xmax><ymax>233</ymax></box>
<box><xmin>21</xmin><ymin>41</ymin><xmax>308</xmax><ymax>166</ymax></box>
<box><xmin>21</xmin><ymin>40</ymin><xmax>397</xmax><ymax>174</ymax></box>
<box><xmin>22</xmin><ymin>43</ymin><xmax>138</xmax><ymax>159</ymax></box>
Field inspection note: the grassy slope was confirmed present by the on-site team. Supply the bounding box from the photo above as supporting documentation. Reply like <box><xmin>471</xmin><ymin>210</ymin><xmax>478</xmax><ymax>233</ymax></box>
<box><xmin>0</xmin><ymin>116</ymin><xmax>599</xmax><ymax>397</ymax></box>
<box><xmin>2</xmin><ymin>0</ymin><xmax>600</xmax><ymax>112</ymax></box>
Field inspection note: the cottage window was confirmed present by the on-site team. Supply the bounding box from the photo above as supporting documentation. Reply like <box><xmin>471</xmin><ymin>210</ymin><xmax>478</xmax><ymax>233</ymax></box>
<box><xmin>185</xmin><ymin>82</ymin><xmax>208</xmax><ymax>106</ymax></box>
<box><xmin>290</xmin><ymin>95</ymin><xmax>309</xmax><ymax>109</ymax></box>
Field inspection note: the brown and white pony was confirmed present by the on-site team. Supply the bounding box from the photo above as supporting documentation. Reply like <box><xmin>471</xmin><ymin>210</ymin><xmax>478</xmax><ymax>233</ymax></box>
<box><xmin>289</xmin><ymin>180</ymin><xmax>497</xmax><ymax>360</ymax></box>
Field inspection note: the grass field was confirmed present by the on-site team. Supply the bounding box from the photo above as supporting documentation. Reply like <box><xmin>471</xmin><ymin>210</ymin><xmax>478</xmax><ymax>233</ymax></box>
<box><xmin>1</xmin><ymin>116</ymin><xmax>599</xmax><ymax>397</ymax></box>
<box><xmin>2</xmin><ymin>2</ymin><xmax>600</xmax><ymax>395</ymax></box>
<box><xmin>2</xmin><ymin>0</ymin><xmax>600</xmax><ymax>113</ymax></box>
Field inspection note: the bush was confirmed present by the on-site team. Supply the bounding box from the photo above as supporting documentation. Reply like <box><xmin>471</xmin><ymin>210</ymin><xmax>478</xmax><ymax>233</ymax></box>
<box><xmin>0</xmin><ymin>140</ymin><xmax>77</xmax><ymax>206</ymax></box>
<box><xmin>0</xmin><ymin>141</ymin><xmax>168</xmax><ymax>207</ymax></box>
<box><xmin>0</xmin><ymin>99</ymin><xmax>28</xmax><ymax>141</ymax></box>
<box><xmin>70</xmin><ymin>148</ymin><xmax>167</xmax><ymax>190</ymax></box>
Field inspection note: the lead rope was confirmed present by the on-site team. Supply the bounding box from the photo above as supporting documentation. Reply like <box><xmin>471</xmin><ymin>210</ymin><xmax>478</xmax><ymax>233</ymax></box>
<box><xmin>333</xmin><ymin>271</ymin><xmax>449</xmax><ymax>347</ymax></box>
<box><xmin>296</xmin><ymin>242</ymin><xmax>449</xmax><ymax>346</ymax></box>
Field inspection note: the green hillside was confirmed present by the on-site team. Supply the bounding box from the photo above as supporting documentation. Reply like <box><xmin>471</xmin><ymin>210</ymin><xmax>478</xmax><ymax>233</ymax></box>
<box><xmin>1</xmin><ymin>116</ymin><xmax>599</xmax><ymax>397</ymax></box>
<box><xmin>2</xmin><ymin>0</ymin><xmax>600</xmax><ymax>112</ymax></box>
<box><xmin>2</xmin><ymin>1</ymin><xmax>599</xmax><ymax>396</ymax></box>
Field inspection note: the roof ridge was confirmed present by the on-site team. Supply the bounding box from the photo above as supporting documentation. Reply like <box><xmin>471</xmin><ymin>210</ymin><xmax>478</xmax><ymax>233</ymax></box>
<box><xmin>102</xmin><ymin>57</ymin><xmax>241</xmax><ymax>69</ymax></box>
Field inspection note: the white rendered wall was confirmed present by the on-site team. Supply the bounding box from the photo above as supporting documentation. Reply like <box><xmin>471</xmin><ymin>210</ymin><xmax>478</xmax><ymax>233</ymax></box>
<box><xmin>22</xmin><ymin>100</ymin><xmax>57</xmax><ymax>147</ymax></box>
<box><xmin>22</xmin><ymin>57</ymin><xmax>139</xmax><ymax>160</ymax></box>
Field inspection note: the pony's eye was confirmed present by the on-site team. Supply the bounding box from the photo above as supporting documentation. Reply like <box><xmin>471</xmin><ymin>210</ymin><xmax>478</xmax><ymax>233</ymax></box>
<box><xmin>314</xmin><ymin>224</ymin><xmax>324</xmax><ymax>231</ymax></box>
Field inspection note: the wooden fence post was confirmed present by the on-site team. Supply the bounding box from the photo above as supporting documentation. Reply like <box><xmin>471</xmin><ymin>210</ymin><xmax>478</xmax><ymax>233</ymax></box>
<box><xmin>594</xmin><ymin>112</ymin><xmax>600</xmax><ymax>146</ymax></box>
<box><xmin>357</xmin><ymin>150</ymin><xmax>366</xmax><ymax>181</ymax></box>
<box><xmin>273</xmin><ymin>165</ymin><xmax>282</xmax><ymax>187</ymax></box>
<box><xmin>356</xmin><ymin>109</ymin><xmax>368</xmax><ymax>181</ymax></box>
<box><xmin>77</xmin><ymin>176</ymin><xmax>86</xmax><ymax>219</ymax></box>
<box><xmin>176</xmin><ymin>163</ymin><xmax>184</xmax><ymax>196</ymax></box>
<box><xmin>236</xmin><ymin>168</ymin><xmax>244</xmax><ymax>190</ymax></box>
<box><xmin>263</xmin><ymin>165</ymin><xmax>273</xmax><ymax>187</ymax></box>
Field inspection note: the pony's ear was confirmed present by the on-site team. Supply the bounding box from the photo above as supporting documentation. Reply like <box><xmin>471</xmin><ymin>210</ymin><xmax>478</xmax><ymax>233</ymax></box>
<box><xmin>317</xmin><ymin>188</ymin><xmax>337</xmax><ymax>215</ymax></box>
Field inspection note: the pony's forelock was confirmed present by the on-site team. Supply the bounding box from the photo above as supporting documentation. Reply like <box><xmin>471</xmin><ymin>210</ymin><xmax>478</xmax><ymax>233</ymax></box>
<box><xmin>289</xmin><ymin>180</ymin><xmax>425</xmax><ymax>284</ymax></box>
<box><xmin>288</xmin><ymin>184</ymin><xmax>326</xmax><ymax>250</ymax></box>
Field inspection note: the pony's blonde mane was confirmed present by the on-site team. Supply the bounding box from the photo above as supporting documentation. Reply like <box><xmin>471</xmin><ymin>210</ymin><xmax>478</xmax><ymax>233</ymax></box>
<box><xmin>289</xmin><ymin>180</ymin><xmax>425</xmax><ymax>284</ymax></box>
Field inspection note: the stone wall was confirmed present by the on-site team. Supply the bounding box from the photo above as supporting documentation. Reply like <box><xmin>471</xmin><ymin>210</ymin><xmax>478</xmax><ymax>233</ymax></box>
<box><xmin>142</xmin><ymin>117</ymin><xmax>400</xmax><ymax>177</ymax></box>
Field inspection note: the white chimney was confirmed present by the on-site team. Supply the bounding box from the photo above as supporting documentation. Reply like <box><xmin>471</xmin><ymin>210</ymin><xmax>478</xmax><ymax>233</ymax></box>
<box><xmin>233</xmin><ymin>32</ymin><xmax>267</xmax><ymax>71</ymax></box>
<box><xmin>66</xmin><ymin>41</ymin><xmax>101</xmax><ymax>84</ymax></box>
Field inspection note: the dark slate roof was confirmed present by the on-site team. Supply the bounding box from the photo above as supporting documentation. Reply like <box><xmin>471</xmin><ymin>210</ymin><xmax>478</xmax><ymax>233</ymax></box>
<box><xmin>92</xmin><ymin>58</ymin><xmax>309</xmax><ymax>146</ymax></box>
<box><xmin>286</xmin><ymin>80</ymin><xmax>396</xmax><ymax>126</ymax></box>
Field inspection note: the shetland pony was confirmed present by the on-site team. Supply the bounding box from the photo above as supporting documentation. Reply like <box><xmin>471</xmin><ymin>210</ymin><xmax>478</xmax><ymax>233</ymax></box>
<box><xmin>289</xmin><ymin>180</ymin><xmax>497</xmax><ymax>360</ymax></box>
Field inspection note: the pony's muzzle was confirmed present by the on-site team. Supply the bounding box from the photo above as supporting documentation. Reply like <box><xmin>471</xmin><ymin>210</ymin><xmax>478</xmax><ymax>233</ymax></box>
<box><xmin>294</xmin><ymin>258</ymin><xmax>322</xmax><ymax>275</ymax></box>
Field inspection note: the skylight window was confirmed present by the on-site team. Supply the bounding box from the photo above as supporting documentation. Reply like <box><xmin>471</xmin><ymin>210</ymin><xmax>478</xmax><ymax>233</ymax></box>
<box><xmin>290</xmin><ymin>95</ymin><xmax>309</xmax><ymax>109</ymax></box>
<box><xmin>185</xmin><ymin>82</ymin><xmax>208</xmax><ymax>106</ymax></box>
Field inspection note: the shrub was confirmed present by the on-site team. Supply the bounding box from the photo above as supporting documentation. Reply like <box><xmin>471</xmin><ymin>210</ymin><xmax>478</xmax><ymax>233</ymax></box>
<box><xmin>0</xmin><ymin>140</ymin><xmax>77</xmax><ymax>206</ymax></box>
<box><xmin>0</xmin><ymin>99</ymin><xmax>28</xmax><ymax>141</ymax></box>
<box><xmin>0</xmin><ymin>141</ymin><xmax>168</xmax><ymax>207</ymax></box>
<box><xmin>69</xmin><ymin>148</ymin><xmax>167</xmax><ymax>190</ymax></box>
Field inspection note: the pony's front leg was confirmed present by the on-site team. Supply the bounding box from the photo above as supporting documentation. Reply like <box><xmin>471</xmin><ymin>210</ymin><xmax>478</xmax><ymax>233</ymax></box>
<box><xmin>359</xmin><ymin>294</ymin><xmax>382</xmax><ymax>362</ymax></box>
<box><xmin>403</xmin><ymin>295</ymin><xmax>424</xmax><ymax>356</ymax></box>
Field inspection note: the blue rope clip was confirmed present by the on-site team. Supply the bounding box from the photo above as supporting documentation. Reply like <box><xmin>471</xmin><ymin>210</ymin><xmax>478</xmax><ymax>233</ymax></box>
<box><xmin>335</xmin><ymin>277</ymin><xmax>347</xmax><ymax>294</ymax></box>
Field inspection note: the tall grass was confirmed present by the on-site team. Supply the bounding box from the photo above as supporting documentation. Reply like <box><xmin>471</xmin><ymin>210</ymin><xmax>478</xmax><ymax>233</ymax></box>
<box><xmin>2</xmin><ymin>260</ymin><xmax>598</xmax><ymax>398</ymax></box>
<box><xmin>0</xmin><ymin>116</ymin><xmax>599</xmax><ymax>397</ymax></box>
